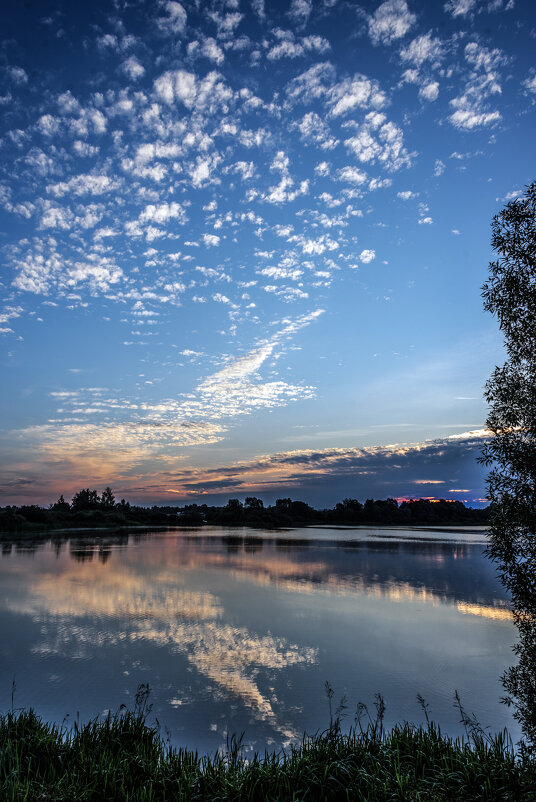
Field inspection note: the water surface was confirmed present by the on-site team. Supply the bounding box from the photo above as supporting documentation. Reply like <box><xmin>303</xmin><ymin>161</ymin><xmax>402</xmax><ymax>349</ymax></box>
<box><xmin>0</xmin><ymin>526</ymin><xmax>518</xmax><ymax>753</ymax></box>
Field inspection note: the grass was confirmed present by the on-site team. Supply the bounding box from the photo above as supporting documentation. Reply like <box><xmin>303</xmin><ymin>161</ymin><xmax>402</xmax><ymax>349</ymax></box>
<box><xmin>1</xmin><ymin>687</ymin><xmax>535</xmax><ymax>801</ymax></box>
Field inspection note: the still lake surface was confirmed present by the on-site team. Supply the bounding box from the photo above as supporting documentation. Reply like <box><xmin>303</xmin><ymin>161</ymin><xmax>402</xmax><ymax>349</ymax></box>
<box><xmin>0</xmin><ymin>525</ymin><xmax>520</xmax><ymax>753</ymax></box>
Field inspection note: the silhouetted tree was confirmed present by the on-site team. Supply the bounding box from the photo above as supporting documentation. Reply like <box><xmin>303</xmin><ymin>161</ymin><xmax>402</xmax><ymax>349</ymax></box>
<box><xmin>275</xmin><ymin>498</ymin><xmax>292</xmax><ymax>511</ymax></box>
<box><xmin>101</xmin><ymin>487</ymin><xmax>115</xmax><ymax>509</ymax></box>
<box><xmin>480</xmin><ymin>181</ymin><xmax>536</xmax><ymax>751</ymax></box>
<box><xmin>51</xmin><ymin>494</ymin><xmax>70</xmax><ymax>513</ymax></box>
<box><xmin>226</xmin><ymin>498</ymin><xmax>243</xmax><ymax>512</ymax></box>
<box><xmin>245</xmin><ymin>496</ymin><xmax>264</xmax><ymax>510</ymax></box>
<box><xmin>481</xmin><ymin>180</ymin><xmax>536</xmax><ymax>594</ymax></box>
<box><xmin>71</xmin><ymin>489</ymin><xmax>100</xmax><ymax>511</ymax></box>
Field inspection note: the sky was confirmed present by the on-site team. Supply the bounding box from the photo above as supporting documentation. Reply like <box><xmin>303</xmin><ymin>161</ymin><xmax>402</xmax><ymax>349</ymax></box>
<box><xmin>0</xmin><ymin>0</ymin><xmax>534</xmax><ymax>508</ymax></box>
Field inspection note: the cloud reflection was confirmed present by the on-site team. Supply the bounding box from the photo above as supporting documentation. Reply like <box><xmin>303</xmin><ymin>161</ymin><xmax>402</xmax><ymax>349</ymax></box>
<box><xmin>5</xmin><ymin>553</ymin><xmax>316</xmax><ymax>740</ymax></box>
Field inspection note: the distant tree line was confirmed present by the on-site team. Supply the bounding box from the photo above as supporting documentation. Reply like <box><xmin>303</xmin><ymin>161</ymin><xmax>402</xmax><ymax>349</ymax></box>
<box><xmin>174</xmin><ymin>496</ymin><xmax>489</xmax><ymax>527</ymax></box>
<box><xmin>0</xmin><ymin>487</ymin><xmax>173</xmax><ymax>532</ymax></box>
<box><xmin>0</xmin><ymin>489</ymin><xmax>489</xmax><ymax>533</ymax></box>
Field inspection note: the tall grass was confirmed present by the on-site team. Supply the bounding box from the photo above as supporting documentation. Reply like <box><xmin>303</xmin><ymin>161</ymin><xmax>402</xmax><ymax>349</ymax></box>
<box><xmin>1</xmin><ymin>687</ymin><xmax>534</xmax><ymax>801</ymax></box>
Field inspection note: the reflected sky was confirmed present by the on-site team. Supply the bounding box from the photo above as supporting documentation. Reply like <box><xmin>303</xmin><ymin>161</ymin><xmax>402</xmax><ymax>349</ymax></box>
<box><xmin>0</xmin><ymin>526</ymin><xmax>518</xmax><ymax>752</ymax></box>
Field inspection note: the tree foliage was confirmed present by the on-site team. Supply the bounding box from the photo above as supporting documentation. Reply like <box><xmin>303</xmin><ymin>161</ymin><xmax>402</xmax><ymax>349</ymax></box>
<box><xmin>481</xmin><ymin>181</ymin><xmax>536</xmax><ymax>594</ymax></box>
<box><xmin>481</xmin><ymin>181</ymin><xmax>536</xmax><ymax>750</ymax></box>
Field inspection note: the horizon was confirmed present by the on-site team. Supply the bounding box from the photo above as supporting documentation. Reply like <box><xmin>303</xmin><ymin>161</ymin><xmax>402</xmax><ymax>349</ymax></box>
<box><xmin>1</xmin><ymin>0</ymin><xmax>535</xmax><ymax>507</ymax></box>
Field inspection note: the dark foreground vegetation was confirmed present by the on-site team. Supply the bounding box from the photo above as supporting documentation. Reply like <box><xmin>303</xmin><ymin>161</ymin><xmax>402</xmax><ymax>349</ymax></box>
<box><xmin>0</xmin><ymin>486</ymin><xmax>489</xmax><ymax>534</ymax></box>
<box><xmin>1</xmin><ymin>698</ymin><xmax>533</xmax><ymax>802</ymax></box>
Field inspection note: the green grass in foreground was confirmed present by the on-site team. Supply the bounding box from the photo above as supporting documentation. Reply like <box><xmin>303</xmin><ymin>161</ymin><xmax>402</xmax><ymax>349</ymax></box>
<box><xmin>1</xmin><ymin>702</ymin><xmax>535</xmax><ymax>802</ymax></box>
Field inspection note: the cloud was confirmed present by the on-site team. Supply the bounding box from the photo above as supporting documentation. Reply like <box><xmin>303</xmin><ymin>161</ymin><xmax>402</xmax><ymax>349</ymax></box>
<box><xmin>46</xmin><ymin>174</ymin><xmax>118</xmax><ymax>197</ymax></box>
<box><xmin>289</xmin><ymin>0</ymin><xmax>312</xmax><ymax>25</ymax></box>
<box><xmin>337</xmin><ymin>166</ymin><xmax>368</xmax><ymax>184</ymax></box>
<box><xmin>295</xmin><ymin>112</ymin><xmax>338</xmax><ymax>149</ymax></box>
<box><xmin>132</xmin><ymin>430</ymin><xmax>490</xmax><ymax>504</ymax></box>
<box><xmin>157</xmin><ymin>1</ymin><xmax>187</xmax><ymax>34</ymax></box>
<box><xmin>368</xmin><ymin>0</ymin><xmax>416</xmax><ymax>46</ymax></box>
<box><xmin>251</xmin><ymin>0</ymin><xmax>266</xmax><ymax>20</ymax></box>
<box><xmin>327</xmin><ymin>74</ymin><xmax>387</xmax><ymax>117</ymax></box>
<box><xmin>449</xmin><ymin>42</ymin><xmax>506</xmax><ymax>129</ymax></box>
<box><xmin>419</xmin><ymin>82</ymin><xmax>439</xmax><ymax>101</ymax></box>
<box><xmin>203</xmin><ymin>233</ymin><xmax>220</xmax><ymax>247</ymax></box>
<box><xmin>444</xmin><ymin>0</ymin><xmax>478</xmax><ymax>15</ymax></box>
<box><xmin>343</xmin><ymin>112</ymin><xmax>412</xmax><ymax>170</ymax></box>
<box><xmin>7</xmin><ymin>66</ymin><xmax>28</xmax><ymax>84</ymax></box>
<box><xmin>444</xmin><ymin>0</ymin><xmax>514</xmax><ymax>16</ymax></box>
<box><xmin>1</xmin><ymin>312</ymin><xmax>325</xmax><ymax>495</ymax></box>
<box><xmin>153</xmin><ymin>69</ymin><xmax>233</xmax><ymax>114</ymax></box>
<box><xmin>121</xmin><ymin>56</ymin><xmax>145</xmax><ymax>80</ymax></box>
<box><xmin>524</xmin><ymin>72</ymin><xmax>536</xmax><ymax>95</ymax></box>
<box><xmin>286</xmin><ymin>62</ymin><xmax>337</xmax><ymax>103</ymax></box>
<box><xmin>400</xmin><ymin>32</ymin><xmax>444</xmax><ymax>67</ymax></box>
<box><xmin>359</xmin><ymin>249</ymin><xmax>376</xmax><ymax>263</ymax></box>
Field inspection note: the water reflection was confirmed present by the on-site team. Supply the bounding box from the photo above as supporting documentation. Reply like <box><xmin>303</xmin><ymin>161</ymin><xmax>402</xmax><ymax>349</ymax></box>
<box><xmin>0</xmin><ymin>526</ymin><xmax>517</xmax><ymax>752</ymax></box>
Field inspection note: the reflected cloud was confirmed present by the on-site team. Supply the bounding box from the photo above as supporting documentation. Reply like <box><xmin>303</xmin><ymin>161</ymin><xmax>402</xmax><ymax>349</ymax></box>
<box><xmin>457</xmin><ymin>602</ymin><xmax>513</xmax><ymax>621</ymax></box>
<box><xmin>5</xmin><ymin>551</ymin><xmax>316</xmax><ymax>740</ymax></box>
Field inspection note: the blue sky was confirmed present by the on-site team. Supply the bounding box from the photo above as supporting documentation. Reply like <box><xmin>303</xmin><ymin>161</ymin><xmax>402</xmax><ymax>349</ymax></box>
<box><xmin>0</xmin><ymin>0</ymin><xmax>534</xmax><ymax>507</ymax></box>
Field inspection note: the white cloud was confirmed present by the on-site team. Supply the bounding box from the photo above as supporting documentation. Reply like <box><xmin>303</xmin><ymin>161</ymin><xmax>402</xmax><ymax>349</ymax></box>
<box><xmin>7</xmin><ymin>66</ymin><xmax>28</xmax><ymax>84</ymax></box>
<box><xmin>286</xmin><ymin>62</ymin><xmax>336</xmax><ymax>103</ymax></box>
<box><xmin>302</xmin><ymin>36</ymin><xmax>330</xmax><ymax>54</ymax></box>
<box><xmin>189</xmin><ymin>37</ymin><xmax>225</xmax><ymax>64</ymax></box>
<box><xmin>444</xmin><ymin>0</ymin><xmax>478</xmax><ymax>15</ymax></box>
<box><xmin>359</xmin><ymin>249</ymin><xmax>376</xmax><ymax>263</ymax></box>
<box><xmin>208</xmin><ymin>11</ymin><xmax>243</xmax><ymax>38</ymax></box>
<box><xmin>315</xmin><ymin>161</ymin><xmax>331</xmax><ymax>177</ymax></box>
<box><xmin>39</xmin><ymin>204</ymin><xmax>74</xmax><ymax>230</ymax></box>
<box><xmin>153</xmin><ymin>69</ymin><xmax>233</xmax><ymax>114</ymax></box>
<box><xmin>157</xmin><ymin>1</ymin><xmax>187</xmax><ymax>34</ymax></box>
<box><xmin>368</xmin><ymin>0</ymin><xmax>416</xmax><ymax>46</ymax></box>
<box><xmin>289</xmin><ymin>0</ymin><xmax>312</xmax><ymax>24</ymax></box>
<box><xmin>524</xmin><ymin>73</ymin><xmax>536</xmax><ymax>95</ymax></box>
<box><xmin>444</xmin><ymin>0</ymin><xmax>514</xmax><ymax>16</ymax></box>
<box><xmin>267</xmin><ymin>40</ymin><xmax>305</xmax><ymax>60</ymax></box>
<box><xmin>344</xmin><ymin>113</ymin><xmax>412</xmax><ymax>170</ymax></box>
<box><xmin>400</xmin><ymin>32</ymin><xmax>444</xmax><ymax>67</ymax></box>
<box><xmin>46</xmin><ymin>174</ymin><xmax>117</xmax><ymax>197</ymax></box>
<box><xmin>449</xmin><ymin>41</ymin><xmax>505</xmax><ymax>129</ymax></box>
<box><xmin>251</xmin><ymin>0</ymin><xmax>266</xmax><ymax>20</ymax></box>
<box><xmin>296</xmin><ymin>112</ymin><xmax>338</xmax><ymax>149</ymax></box>
<box><xmin>232</xmin><ymin>161</ymin><xmax>256</xmax><ymax>180</ymax></box>
<box><xmin>138</xmin><ymin>202</ymin><xmax>187</xmax><ymax>225</ymax></box>
<box><xmin>203</xmin><ymin>233</ymin><xmax>220</xmax><ymax>247</ymax></box>
<box><xmin>121</xmin><ymin>56</ymin><xmax>145</xmax><ymax>80</ymax></box>
<box><xmin>327</xmin><ymin>74</ymin><xmax>387</xmax><ymax>117</ymax></box>
<box><xmin>419</xmin><ymin>81</ymin><xmax>439</xmax><ymax>101</ymax></box>
<box><xmin>38</xmin><ymin>114</ymin><xmax>61</xmax><ymax>136</ymax></box>
<box><xmin>337</xmin><ymin>166</ymin><xmax>368</xmax><ymax>184</ymax></box>
<box><xmin>397</xmin><ymin>190</ymin><xmax>418</xmax><ymax>199</ymax></box>
<box><xmin>190</xmin><ymin>155</ymin><xmax>221</xmax><ymax>188</ymax></box>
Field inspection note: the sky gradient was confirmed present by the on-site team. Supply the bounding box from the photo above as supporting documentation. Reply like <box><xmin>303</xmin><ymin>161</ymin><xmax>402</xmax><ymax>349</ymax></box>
<box><xmin>1</xmin><ymin>0</ymin><xmax>535</xmax><ymax>507</ymax></box>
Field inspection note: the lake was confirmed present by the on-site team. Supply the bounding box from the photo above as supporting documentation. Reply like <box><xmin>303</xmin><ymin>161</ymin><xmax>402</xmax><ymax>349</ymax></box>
<box><xmin>0</xmin><ymin>525</ymin><xmax>519</xmax><ymax>753</ymax></box>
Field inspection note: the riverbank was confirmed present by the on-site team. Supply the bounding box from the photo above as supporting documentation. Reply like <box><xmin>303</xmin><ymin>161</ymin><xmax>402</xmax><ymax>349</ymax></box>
<box><xmin>1</xmin><ymin>704</ymin><xmax>532</xmax><ymax>801</ymax></box>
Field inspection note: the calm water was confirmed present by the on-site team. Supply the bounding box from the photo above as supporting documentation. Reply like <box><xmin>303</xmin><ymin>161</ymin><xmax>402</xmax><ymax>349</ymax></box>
<box><xmin>0</xmin><ymin>526</ymin><xmax>520</xmax><ymax>753</ymax></box>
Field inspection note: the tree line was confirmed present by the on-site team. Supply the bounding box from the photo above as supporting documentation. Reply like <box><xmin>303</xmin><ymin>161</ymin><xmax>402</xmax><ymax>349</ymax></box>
<box><xmin>0</xmin><ymin>488</ymin><xmax>489</xmax><ymax>532</ymax></box>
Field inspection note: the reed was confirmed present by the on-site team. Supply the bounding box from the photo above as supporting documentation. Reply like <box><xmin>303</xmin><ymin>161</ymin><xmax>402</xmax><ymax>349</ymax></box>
<box><xmin>1</xmin><ymin>689</ymin><xmax>533</xmax><ymax>801</ymax></box>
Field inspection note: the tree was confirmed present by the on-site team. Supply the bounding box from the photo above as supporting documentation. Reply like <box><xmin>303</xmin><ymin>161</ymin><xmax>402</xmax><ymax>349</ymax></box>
<box><xmin>481</xmin><ymin>181</ymin><xmax>536</xmax><ymax>750</ymax></box>
<box><xmin>71</xmin><ymin>488</ymin><xmax>100</xmax><ymax>511</ymax></box>
<box><xmin>51</xmin><ymin>494</ymin><xmax>70</xmax><ymax>513</ymax></box>
<box><xmin>480</xmin><ymin>181</ymin><xmax>536</xmax><ymax>595</ymax></box>
<box><xmin>101</xmin><ymin>486</ymin><xmax>116</xmax><ymax>509</ymax></box>
<box><xmin>245</xmin><ymin>496</ymin><xmax>264</xmax><ymax>510</ymax></box>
